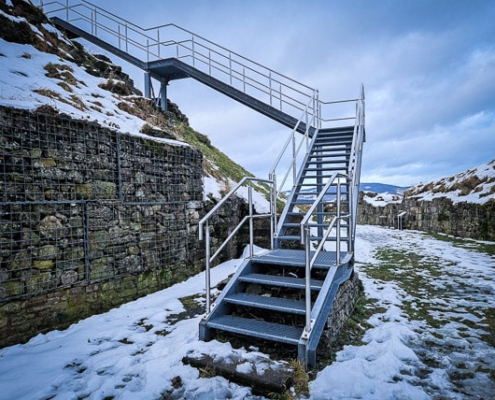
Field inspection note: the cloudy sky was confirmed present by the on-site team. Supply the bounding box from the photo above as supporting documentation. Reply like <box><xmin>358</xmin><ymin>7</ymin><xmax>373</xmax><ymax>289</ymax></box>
<box><xmin>56</xmin><ymin>0</ymin><xmax>495</xmax><ymax>186</ymax></box>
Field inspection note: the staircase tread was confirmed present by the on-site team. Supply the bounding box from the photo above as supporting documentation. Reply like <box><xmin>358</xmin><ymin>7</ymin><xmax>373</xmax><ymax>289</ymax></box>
<box><xmin>225</xmin><ymin>293</ymin><xmax>307</xmax><ymax>314</ymax></box>
<box><xmin>207</xmin><ymin>315</ymin><xmax>302</xmax><ymax>344</ymax></box>
<box><xmin>253</xmin><ymin>249</ymin><xmax>348</xmax><ymax>268</ymax></box>
<box><xmin>276</xmin><ymin>234</ymin><xmax>345</xmax><ymax>242</ymax></box>
<box><xmin>239</xmin><ymin>273</ymin><xmax>323</xmax><ymax>290</ymax></box>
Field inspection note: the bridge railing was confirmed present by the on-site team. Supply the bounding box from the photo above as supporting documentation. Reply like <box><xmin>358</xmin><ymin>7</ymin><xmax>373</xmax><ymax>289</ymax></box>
<box><xmin>39</xmin><ymin>0</ymin><xmax>318</xmax><ymax>121</ymax></box>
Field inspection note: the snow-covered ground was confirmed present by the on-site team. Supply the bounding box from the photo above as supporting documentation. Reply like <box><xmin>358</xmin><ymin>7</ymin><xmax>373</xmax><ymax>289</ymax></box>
<box><xmin>1</xmin><ymin>225</ymin><xmax>494</xmax><ymax>399</ymax></box>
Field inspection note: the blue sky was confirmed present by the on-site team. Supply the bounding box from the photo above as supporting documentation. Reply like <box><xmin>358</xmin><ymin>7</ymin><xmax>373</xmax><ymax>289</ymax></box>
<box><xmin>66</xmin><ymin>0</ymin><xmax>495</xmax><ymax>186</ymax></box>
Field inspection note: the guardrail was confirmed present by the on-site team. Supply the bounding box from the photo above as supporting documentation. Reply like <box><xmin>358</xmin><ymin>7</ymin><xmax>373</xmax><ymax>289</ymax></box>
<box><xmin>198</xmin><ymin>177</ymin><xmax>274</xmax><ymax>313</ymax></box>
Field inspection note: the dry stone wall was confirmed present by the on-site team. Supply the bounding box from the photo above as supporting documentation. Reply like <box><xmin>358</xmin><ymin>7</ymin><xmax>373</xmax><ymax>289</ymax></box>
<box><xmin>358</xmin><ymin>192</ymin><xmax>495</xmax><ymax>241</ymax></box>
<box><xmin>0</xmin><ymin>106</ymin><xmax>253</xmax><ymax>347</ymax></box>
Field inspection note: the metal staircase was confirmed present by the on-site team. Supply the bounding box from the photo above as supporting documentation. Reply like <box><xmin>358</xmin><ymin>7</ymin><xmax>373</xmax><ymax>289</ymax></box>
<box><xmin>275</xmin><ymin>126</ymin><xmax>355</xmax><ymax>249</ymax></box>
<box><xmin>198</xmin><ymin>119</ymin><xmax>363</xmax><ymax>368</ymax></box>
<box><xmin>39</xmin><ymin>0</ymin><xmax>366</xmax><ymax>368</ymax></box>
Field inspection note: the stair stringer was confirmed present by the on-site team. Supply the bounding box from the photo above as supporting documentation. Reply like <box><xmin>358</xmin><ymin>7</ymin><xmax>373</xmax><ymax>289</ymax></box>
<box><xmin>298</xmin><ymin>257</ymin><xmax>354</xmax><ymax>367</ymax></box>
<box><xmin>199</xmin><ymin>258</ymin><xmax>255</xmax><ymax>341</ymax></box>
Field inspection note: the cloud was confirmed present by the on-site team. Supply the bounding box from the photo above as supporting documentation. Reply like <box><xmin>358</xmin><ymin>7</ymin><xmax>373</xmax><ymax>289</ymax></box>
<box><xmin>80</xmin><ymin>0</ymin><xmax>495</xmax><ymax>186</ymax></box>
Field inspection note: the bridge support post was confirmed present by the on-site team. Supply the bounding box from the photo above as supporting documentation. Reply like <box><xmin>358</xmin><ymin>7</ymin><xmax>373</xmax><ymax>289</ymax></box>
<box><xmin>160</xmin><ymin>79</ymin><xmax>168</xmax><ymax>111</ymax></box>
<box><xmin>144</xmin><ymin>71</ymin><xmax>151</xmax><ymax>99</ymax></box>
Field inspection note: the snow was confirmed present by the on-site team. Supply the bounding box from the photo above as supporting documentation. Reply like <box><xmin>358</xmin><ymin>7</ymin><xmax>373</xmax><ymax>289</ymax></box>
<box><xmin>408</xmin><ymin>159</ymin><xmax>495</xmax><ymax>204</ymax></box>
<box><xmin>1</xmin><ymin>225</ymin><xmax>494</xmax><ymax>399</ymax></box>
<box><xmin>363</xmin><ymin>191</ymin><xmax>403</xmax><ymax>207</ymax></box>
<box><xmin>0</xmin><ymin>37</ymin><xmax>187</xmax><ymax>149</ymax></box>
<box><xmin>204</xmin><ymin>176</ymin><xmax>271</xmax><ymax>211</ymax></box>
<box><xmin>362</xmin><ymin>160</ymin><xmax>495</xmax><ymax>207</ymax></box>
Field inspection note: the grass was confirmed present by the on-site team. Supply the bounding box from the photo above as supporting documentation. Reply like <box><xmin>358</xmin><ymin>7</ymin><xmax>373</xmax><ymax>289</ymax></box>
<box><xmin>428</xmin><ymin>232</ymin><xmax>495</xmax><ymax>256</ymax></box>
<box><xmin>359</xmin><ymin>231</ymin><xmax>495</xmax><ymax>393</ymax></box>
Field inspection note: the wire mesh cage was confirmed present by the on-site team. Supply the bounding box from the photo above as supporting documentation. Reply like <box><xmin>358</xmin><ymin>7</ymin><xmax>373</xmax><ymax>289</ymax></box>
<box><xmin>0</xmin><ymin>106</ymin><xmax>203</xmax><ymax>301</ymax></box>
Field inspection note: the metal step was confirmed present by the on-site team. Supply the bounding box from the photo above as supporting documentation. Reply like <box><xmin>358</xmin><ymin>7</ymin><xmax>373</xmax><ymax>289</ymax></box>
<box><xmin>305</xmin><ymin>156</ymin><xmax>349</xmax><ymax>161</ymax></box>
<box><xmin>314</xmin><ymin>138</ymin><xmax>352</xmax><ymax>143</ymax></box>
<box><xmin>286</xmin><ymin>211</ymin><xmax>349</xmax><ymax>218</ymax></box>
<box><xmin>277</xmin><ymin>234</ymin><xmax>346</xmax><ymax>243</ymax></box>
<box><xmin>207</xmin><ymin>315</ymin><xmax>303</xmax><ymax>345</ymax></box>
<box><xmin>313</xmin><ymin>149</ymin><xmax>349</xmax><ymax>157</ymax></box>
<box><xmin>283</xmin><ymin>222</ymin><xmax>349</xmax><ymax>229</ymax></box>
<box><xmin>293</xmin><ymin>191</ymin><xmax>350</xmax><ymax>198</ymax></box>
<box><xmin>301</xmin><ymin>171</ymin><xmax>347</xmax><ymax>177</ymax></box>
<box><xmin>253</xmin><ymin>249</ymin><xmax>342</xmax><ymax>268</ymax></box>
<box><xmin>296</xmin><ymin>182</ymin><xmax>350</xmax><ymax>188</ymax></box>
<box><xmin>303</xmin><ymin>166</ymin><xmax>348</xmax><ymax>172</ymax></box>
<box><xmin>239</xmin><ymin>273</ymin><xmax>323</xmax><ymax>290</ymax></box>
<box><xmin>225</xmin><ymin>293</ymin><xmax>307</xmax><ymax>314</ymax></box>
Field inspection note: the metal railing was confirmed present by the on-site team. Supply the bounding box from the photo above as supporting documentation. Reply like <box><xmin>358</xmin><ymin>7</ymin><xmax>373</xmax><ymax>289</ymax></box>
<box><xmin>299</xmin><ymin>172</ymin><xmax>351</xmax><ymax>334</ymax></box>
<box><xmin>198</xmin><ymin>177</ymin><xmax>274</xmax><ymax>313</ymax></box>
<box><xmin>268</xmin><ymin>95</ymin><xmax>317</xmax><ymax>229</ymax></box>
<box><xmin>297</xmin><ymin>85</ymin><xmax>365</xmax><ymax>336</ymax></box>
<box><xmin>268</xmin><ymin>94</ymin><xmax>361</xmax><ymax>199</ymax></box>
<box><xmin>347</xmin><ymin>85</ymin><xmax>366</xmax><ymax>244</ymax></box>
<box><xmin>38</xmin><ymin>0</ymin><xmax>318</xmax><ymax>121</ymax></box>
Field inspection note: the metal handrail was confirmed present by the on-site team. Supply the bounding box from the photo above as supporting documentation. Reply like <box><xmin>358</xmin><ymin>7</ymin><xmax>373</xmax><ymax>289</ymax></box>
<box><xmin>299</xmin><ymin>171</ymin><xmax>351</xmax><ymax>334</ymax></box>
<box><xmin>347</xmin><ymin>85</ymin><xmax>365</xmax><ymax>244</ymax></box>
<box><xmin>267</xmin><ymin>91</ymin><xmax>324</xmax><ymax>237</ymax></box>
<box><xmin>198</xmin><ymin>176</ymin><xmax>274</xmax><ymax>313</ymax></box>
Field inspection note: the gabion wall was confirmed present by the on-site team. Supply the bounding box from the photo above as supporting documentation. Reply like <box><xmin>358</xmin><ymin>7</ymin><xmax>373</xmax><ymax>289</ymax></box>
<box><xmin>0</xmin><ymin>105</ymin><xmax>203</xmax><ymax>302</ymax></box>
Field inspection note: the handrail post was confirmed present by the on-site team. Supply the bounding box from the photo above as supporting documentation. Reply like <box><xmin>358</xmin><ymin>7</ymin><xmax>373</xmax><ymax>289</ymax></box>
<box><xmin>292</xmin><ymin>133</ymin><xmax>296</xmax><ymax>188</ymax></box>
<box><xmin>125</xmin><ymin>24</ymin><xmax>128</xmax><ymax>53</ymax></box>
<box><xmin>90</xmin><ymin>10</ymin><xmax>94</xmax><ymax>36</ymax></box>
<box><xmin>270</xmin><ymin>172</ymin><xmax>278</xmax><ymax>246</ymax></box>
<box><xmin>243</xmin><ymin>67</ymin><xmax>246</xmax><ymax>93</ymax></box>
<box><xmin>304</xmin><ymin>226</ymin><xmax>311</xmax><ymax>333</ymax></box>
<box><xmin>94</xmin><ymin>7</ymin><xmax>97</xmax><ymax>36</ymax></box>
<box><xmin>205</xmin><ymin>222</ymin><xmax>211</xmax><ymax>313</ymax></box>
<box><xmin>336</xmin><ymin>179</ymin><xmax>341</xmax><ymax>264</ymax></box>
<box><xmin>248</xmin><ymin>186</ymin><xmax>254</xmax><ymax>258</ymax></box>
<box><xmin>208</xmin><ymin>49</ymin><xmax>212</xmax><ymax>76</ymax></box>
<box><xmin>118</xmin><ymin>24</ymin><xmax>121</xmax><ymax>49</ymax></box>
<box><xmin>191</xmin><ymin>35</ymin><xmax>195</xmax><ymax>67</ymax></box>
<box><xmin>157</xmin><ymin>29</ymin><xmax>160</xmax><ymax>58</ymax></box>
<box><xmin>348</xmin><ymin>183</ymin><xmax>354</xmax><ymax>253</ymax></box>
<box><xmin>269</xmin><ymin>72</ymin><xmax>273</xmax><ymax>107</ymax></box>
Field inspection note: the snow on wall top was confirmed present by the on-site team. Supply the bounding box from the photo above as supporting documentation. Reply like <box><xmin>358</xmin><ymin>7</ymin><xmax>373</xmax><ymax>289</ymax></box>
<box><xmin>405</xmin><ymin>159</ymin><xmax>495</xmax><ymax>204</ymax></box>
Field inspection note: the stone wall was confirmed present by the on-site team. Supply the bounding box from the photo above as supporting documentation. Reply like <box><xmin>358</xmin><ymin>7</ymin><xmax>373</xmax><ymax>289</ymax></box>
<box><xmin>319</xmin><ymin>269</ymin><xmax>360</xmax><ymax>355</ymax></box>
<box><xmin>0</xmin><ymin>106</ymin><xmax>261</xmax><ymax>347</ymax></box>
<box><xmin>358</xmin><ymin>192</ymin><xmax>495</xmax><ymax>241</ymax></box>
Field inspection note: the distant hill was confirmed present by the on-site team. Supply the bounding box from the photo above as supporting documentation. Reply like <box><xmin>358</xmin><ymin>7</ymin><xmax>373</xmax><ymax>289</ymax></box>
<box><xmin>359</xmin><ymin>183</ymin><xmax>410</xmax><ymax>195</ymax></box>
<box><xmin>283</xmin><ymin>182</ymin><xmax>409</xmax><ymax>204</ymax></box>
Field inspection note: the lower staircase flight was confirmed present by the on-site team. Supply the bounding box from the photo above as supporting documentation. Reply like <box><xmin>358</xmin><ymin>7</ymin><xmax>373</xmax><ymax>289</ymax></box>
<box><xmin>199</xmin><ymin>92</ymin><xmax>365</xmax><ymax>368</ymax></box>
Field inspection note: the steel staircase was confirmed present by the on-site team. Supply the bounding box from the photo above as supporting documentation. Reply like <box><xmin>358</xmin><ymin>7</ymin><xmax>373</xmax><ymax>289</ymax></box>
<box><xmin>275</xmin><ymin>126</ymin><xmax>355</xmax><ymax>250</ymax></box>
<box><xmin>39</xmin><ymin>0</ymin><xmax>366</xmax><ymax>368</ymax></box>
<box><xmin>198</xmin><ymin>121</ymin><xmax>362</xmax><ymax>368</ymax></box>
